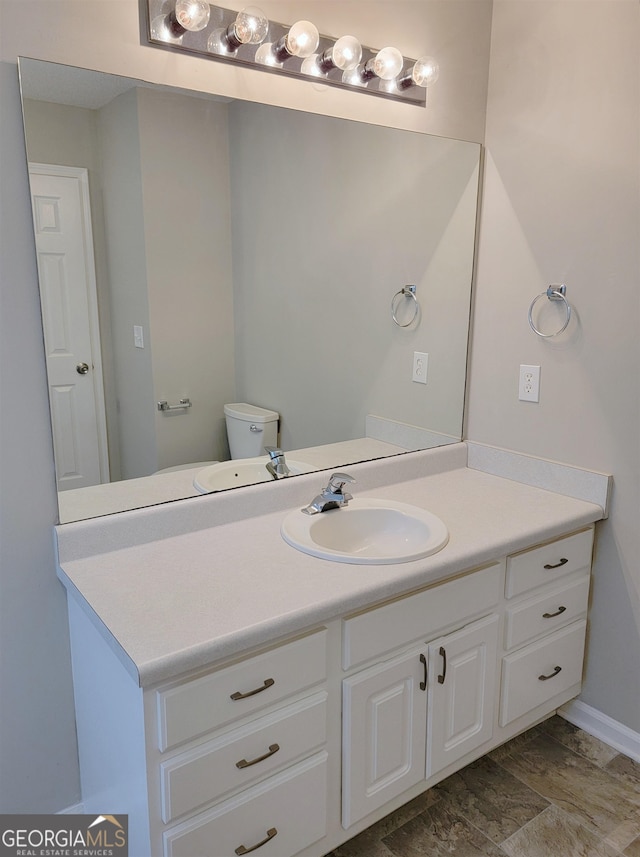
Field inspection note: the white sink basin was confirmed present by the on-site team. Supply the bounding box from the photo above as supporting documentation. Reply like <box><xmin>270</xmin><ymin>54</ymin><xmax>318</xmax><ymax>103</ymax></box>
<box><xmin>194</xmin><ymin>457</ymin><xmax>315</xmax><ymax>493</ymax></box>
<box><xmin>281</xmin><ymin>498</ymin><xmax>449</xmax><ymax>564</ymax></box>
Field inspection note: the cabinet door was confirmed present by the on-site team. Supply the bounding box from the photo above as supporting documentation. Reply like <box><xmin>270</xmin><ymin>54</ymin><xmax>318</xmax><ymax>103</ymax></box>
<box><xmin>426</xmin><ymin>614</ymin><xmax>499</xmax><ymax>779</ymax></box>
<box><xmin>342</xmin><ymin>646</ymin><xmax>428</xmax><ymax>829</ymax></box>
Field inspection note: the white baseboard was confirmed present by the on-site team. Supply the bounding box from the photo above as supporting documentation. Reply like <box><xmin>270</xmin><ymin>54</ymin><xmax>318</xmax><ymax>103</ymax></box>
<box><xmin>57</xmin><ymin>801</ymin><xmax>85</xmax><ymax>814</ymax></box>
<box><xmin>559</xmin><ymin>699</ymin><xmax>640</xmax><ymax>762</ymax></box>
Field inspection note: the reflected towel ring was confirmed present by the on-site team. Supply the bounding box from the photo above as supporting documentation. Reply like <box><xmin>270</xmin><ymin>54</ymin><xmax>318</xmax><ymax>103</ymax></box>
<box><xmin>392</xmin><ymin>285</ymin><xmax>420</xmax><ymax>327</ymax></box>
<box><xmin>528</xmin><ymin>285</ymin><xmax>571</xmax><ymax>338</ymax></box>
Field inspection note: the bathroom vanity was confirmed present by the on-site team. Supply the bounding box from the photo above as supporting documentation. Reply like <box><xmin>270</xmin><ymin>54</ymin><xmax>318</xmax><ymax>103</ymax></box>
<box><xmin>55</xmin><ymin>444</ymin><xmax>607</xmax><ymax>857</ymax></box>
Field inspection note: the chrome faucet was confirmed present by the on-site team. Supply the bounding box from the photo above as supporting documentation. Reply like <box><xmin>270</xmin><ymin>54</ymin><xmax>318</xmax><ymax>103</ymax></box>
<box><xmin>302</xmin><ymin>473</ymin><xmax>355</xmax><ymax>515</ymax></box>
<box><xmin>265</xmin><ymin>446</ymin><xmax>291</xmax><ymax>479</ymax></box>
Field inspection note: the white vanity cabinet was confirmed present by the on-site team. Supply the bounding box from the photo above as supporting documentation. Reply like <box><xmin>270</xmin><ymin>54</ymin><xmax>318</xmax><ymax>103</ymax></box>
<box><xmin>64</xmin><ymin>525</ymin><xmax>594</xmax><ymax>857</ymax></box>
<box><xmin>499</xmin><ymin>529</ymin><xmax>593</xmax><ymax>727</ymax></box>
<box><xmin>338</xmin><ymin>527</ymin><xmax>594</xmax><ymax>837</ymax></box>
<box><xmin>154</xmin><ymin>630</ymin><xmax>330</xmax><ymax>857</ymax></box>
<box><xmin>340</xmin><ymin>562</ymin><xmax>503</xmax><ymax>828</ymax></box>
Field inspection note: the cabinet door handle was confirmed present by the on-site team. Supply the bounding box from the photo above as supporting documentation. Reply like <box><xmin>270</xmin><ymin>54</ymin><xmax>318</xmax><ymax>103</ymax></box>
<box><xmin>437</xmin><ymin>646</ymin><xmax>447</xmax><ymax>684</ymax></box>
<box><xmin>419</xmin><ymin>653</ymin><xmax>427</xmax><ymax>691</ymax></box>
<box><xmin>235</xmin><ymin>827</ymin><xmax>277</xmax><ymax>855</ymax></box>
<box><xmin>542</xmin><ymin>605</ymin><xmax>567</xmax><ymax>619</ymax></box>
<box><xmin>544</xmin><ymin>557</ymin><xmax>569</xmax><ymax>570</ymax></box>
<box><xmin>230</xmin><ymin>678</ymin><xmax>275</xmax><ymax>701</ymax></box>
<box><xmin>236</xmin><ymin>743</ymin><xmax>280</xmax><ymax>769</ymax></box>
<box><xmin>538</xmin><ymin>665</ymin><xmax>562</xmax><ymax>681</ymax></box>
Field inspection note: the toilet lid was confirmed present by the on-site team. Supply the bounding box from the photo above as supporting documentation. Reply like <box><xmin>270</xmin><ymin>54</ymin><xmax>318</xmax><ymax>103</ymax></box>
<box><xmin>224</xmin><ymin>403</ymin><xmax>279</xmax><ymax>423</ymax></box>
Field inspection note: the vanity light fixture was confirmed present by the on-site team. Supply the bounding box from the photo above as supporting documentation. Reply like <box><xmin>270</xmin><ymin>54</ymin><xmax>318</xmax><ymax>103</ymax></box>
<box><xmin>144</xmin><ymin>1</ymin><xmax>438</xmax><ymax>106</ymax></box>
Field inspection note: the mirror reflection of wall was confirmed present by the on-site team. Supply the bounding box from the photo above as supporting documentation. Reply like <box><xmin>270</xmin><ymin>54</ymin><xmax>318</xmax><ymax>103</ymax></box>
<box><xmin>20</xmin><ymin>60</ymin><xmax>481</xmax><ymax>523</ymax></box>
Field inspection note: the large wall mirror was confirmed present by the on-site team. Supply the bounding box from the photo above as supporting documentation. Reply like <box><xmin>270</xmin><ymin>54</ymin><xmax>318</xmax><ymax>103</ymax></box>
<box><xmin>19</xmin><ymin>57</ymin><xmax>481</xmax><ymax>524</ymax></box>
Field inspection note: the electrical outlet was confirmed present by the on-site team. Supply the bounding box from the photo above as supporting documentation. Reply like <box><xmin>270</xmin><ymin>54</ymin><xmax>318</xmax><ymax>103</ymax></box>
<box><xmin>134</xmin><ymin>325</ymin><xmax>144</xmax><ymax>349</ymax></box>
<box><xmin>519</xmin><ymin>364</ymin><xmax>540</xmax><ymax>402</ymax></box>
<box><xmin>412</xmin><ymin>352</ymin><xmax>428</xmax><ymax>384</ymax></box>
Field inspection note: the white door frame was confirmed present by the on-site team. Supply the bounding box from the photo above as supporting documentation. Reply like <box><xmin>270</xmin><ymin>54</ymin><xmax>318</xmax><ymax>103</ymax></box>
<box><xmin>29</xmin><ymin>163</ymin><xmax>110</xmax><ymax>486</ymax></box>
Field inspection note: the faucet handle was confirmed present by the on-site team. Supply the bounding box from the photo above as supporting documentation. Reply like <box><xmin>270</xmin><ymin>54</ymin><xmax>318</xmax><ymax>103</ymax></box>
<box><xmin>327</xmin><ymin>472</ymin><xmax>355</xmax><ymax>494</ymax></box>
<box><xmin>265</xmin><ymin>446</ymin><xmax>284</xmax><ymax>460</ymax></box>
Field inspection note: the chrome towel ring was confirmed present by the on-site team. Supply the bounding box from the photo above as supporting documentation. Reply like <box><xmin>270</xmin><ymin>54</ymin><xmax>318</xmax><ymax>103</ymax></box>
<box><xmin>392</xmin><ymin>285</ymin><xmax>420</xmax><ymax>327</ymax></box>
<box><xmin>528</xmin><ymin>285</ymin><xmax>571</xmax><ymax>338</ymax></box>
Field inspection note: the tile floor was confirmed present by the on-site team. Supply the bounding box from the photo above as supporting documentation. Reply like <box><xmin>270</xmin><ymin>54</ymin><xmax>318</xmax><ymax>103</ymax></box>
<box><xmin>326</xmin><ymin>716</ymin><xmax>640</xmax><ymax>857</ymax></box>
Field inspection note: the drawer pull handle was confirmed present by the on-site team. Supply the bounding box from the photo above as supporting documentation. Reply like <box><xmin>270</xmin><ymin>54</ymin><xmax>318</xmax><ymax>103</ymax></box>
<box><xmin>230</xmin><ymin>678</ymin><xmax>275</xmax><ymax>700</ymax></box>
<box><xmin>544</xmin><ymin>557</ymin><xmax>569</xmax><ymax>570</ymax></box>
<box><xmin>419</xmin><ymin>653</ymin><xmax>427</xmax><ymax>691</ymax></box>
<box><xmin>235</xmin><ymin>827</ymin><xmax>277</xmax><ymax>855</ymax></box>
<box><xmin>538</xmin><ymin>665</ymin><xmax>562</xmax><ymax>681</ymax></box>
<box><xmin>438</xmin><ymin>646</ymin><xmax>447</xmax><ymax>684</ymax></box>
<box><xmin>542</xmin><ymin>605</ymin><xmax>567</xmax><ymax>619</ymax></box>
<box><xmin>236</xmin><ymin>743</ymin><xmax>280</xmax><ymax>769</ymax></box>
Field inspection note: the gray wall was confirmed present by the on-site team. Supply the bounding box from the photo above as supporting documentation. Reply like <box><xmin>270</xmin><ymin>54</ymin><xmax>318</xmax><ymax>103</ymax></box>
<box><xmin>229</xmin><ymin>103</ymin><xmax>479</xmax><ymax>449</ymax></box>
<box><xmin>0</xmin><ymin>0</ymin><xmax>489</xmax><ymax>814</ymax></box>
<box><xmin>467</xmin><ymin>0</ymin><xmax>640</xmax><ymax>730</ymax></box>
<box><xmin>137</xmin><ymin>87</ymin><xmax>236</xmax><ymax>469</ymax></box>
<box><xmin>0</xmin><ymin>62</ymin><xmax>81</xmax><ymax>811</ymax></box>
<box><xmin>98</xmin><ymin>88</ymin><xmax>157</xmax><ymax>479</ymax></box>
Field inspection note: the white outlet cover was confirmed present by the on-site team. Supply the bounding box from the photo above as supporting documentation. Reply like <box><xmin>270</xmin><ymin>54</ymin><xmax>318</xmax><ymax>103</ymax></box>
<box><xmin>519</xmin><ymin>364</ymin><xmax>540</xmax><ymax>402</ymax></box>
<box><xmin>413</xmin><ymin>352</ymin><xmax>428</xmax><ymax>384</ymax></box>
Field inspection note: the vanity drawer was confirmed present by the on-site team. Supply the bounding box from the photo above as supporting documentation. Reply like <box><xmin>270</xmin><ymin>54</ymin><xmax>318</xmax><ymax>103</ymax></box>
<box><xmin>499</xmin><ymin>620</ymin><xmax>587</xmax><ymax>726</ymax></box>
<box><xmin>163</xmin><ymin>751</ymin><xmax>328</xmax><ymax>857</ymax></box>
<box><xmin>342</xmin><ymin>562</ymin><xmax>503</xmax><ymax>669</ymax></box>
<box><xmin>160</xmin><ymin>692</ymin><xmax>327</xmax><ymax>823</ymax></box>
<box><xmin>504</xmin><ymin>573</ymin><xmax>590</xmax><ymax>650</ymax></box>
<box><xmin>505</xmin><ymin>529</ymin><xmax>593</xmax><ymax>599</ymax></box>
<box><xmin>157</xmin><ymin>629</ymin><xmax>327</xmax><ymax>751</ymax></box>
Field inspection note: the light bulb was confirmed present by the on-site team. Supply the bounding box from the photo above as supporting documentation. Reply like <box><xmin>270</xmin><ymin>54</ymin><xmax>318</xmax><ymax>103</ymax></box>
<box><xmin>284</xmin><ymin>20</ymin><xmax>319</xmax><ymax>58</ymax></box>
<box><xmin>342</xmin><ymin>65</ymin><xmax>367</xmax><ymax>87</ymax></box>
<box><xmin>173</xmin><ymin>0</ymin><xmax>210</xmax><ymax>32</ymax></box>
<box><xmin>301</xmin><ymin>54</ymin><xmax>323</xmax><ymax>77</ymax></box>
<box><xmin>318</xmin><ymin>35</ymin><xmax>362</xmax><ymax>73</ymax></box>
<box><xmin>230</xmin><ymin>6</ymin><xmax>269</xmax><ymax>46</ymax></box>
<box><xmin>372</xmin><ymin>46</ymin><xmax>404</xmax><ymax>80</ymax></box>
<box><xmin>150</xmin><ymin>13</ymin><xmax>184</xmax><ymax>43</ymax></box>
<box><xmin>332</xmin><ymin>35</ymin><xmax>362</xmax><ymax>70</ymax></box>
<box><xmin>412</xmin><ymin>56</ymin><xmax>439</xmax><ymax>86</ymax></box>
<box><xmin>255</xmin><ymin>42</ymin><xmax>280</xmax><ymax>66</ymax></box>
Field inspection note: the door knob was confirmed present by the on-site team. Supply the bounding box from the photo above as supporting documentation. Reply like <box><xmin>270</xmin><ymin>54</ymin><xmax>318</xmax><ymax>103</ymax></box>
<box><xmin>76</xmin><ymin>362</ymin><xmax>90</xmax><ymax>375</ymax></box>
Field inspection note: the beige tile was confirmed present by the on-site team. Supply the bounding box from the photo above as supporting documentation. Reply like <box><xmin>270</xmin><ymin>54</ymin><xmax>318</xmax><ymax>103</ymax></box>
<box><xmin>325</xmin><ymin>792</ymin><xmax>441</xmax><ymax>857</ymax></box>
<box><xmin>381</xmin><ymin>803</ymin><xmax>505</xmax><ymax>857</ymax></box>
<box><xmin>502</xmin><ymin>805</ymin><xmax>625</xmax><ymax>857</ymax></box>
<box><xmin>624</xmin><ymin>835</ymin><xmax>640</xmax><ymax>856</ymax></box>
<box><xmin>498</xmin><ymin>732</ymin><xmax>640</xmax><ymax>851</ymax></box>
<box><xmin>325</xmin><ymin>833</ymin><xmax>395</xmax><ymax>857</ymax></box>
<box><xmin>433</xmin><ymin>755</ymin><xmax>549</xmax><ymax>844</ymax></box>
<box><xmin>365</xmin><ymin>790</ymin><xmax>441</xmax><ymax>839</ymax></box>
<box><xmin>605</xmin><ymin>754</ymin><xmax>640</xmax><ymax>789</ymax></box>
<box><xmin>540</xmin><ymin>716</ymin><xmax>620</xmax><ymax>767</ymax></box>
<box><xmin>488</xmin><ymin>724</ymin><xmax>544</xmax><ymax>763</ymax></box>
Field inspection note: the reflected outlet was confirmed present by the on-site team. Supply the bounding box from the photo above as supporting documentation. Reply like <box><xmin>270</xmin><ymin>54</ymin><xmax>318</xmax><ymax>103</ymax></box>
<box><xmin>412</xmin><ymin>352</ymin><xmax>429</xmax><ymax>384</ymax></box>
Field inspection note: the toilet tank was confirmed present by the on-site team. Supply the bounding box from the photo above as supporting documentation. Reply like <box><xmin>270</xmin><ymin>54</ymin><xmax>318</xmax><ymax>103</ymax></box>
<box><xmin>224</xmin><ymin>403</ymin><xmax>279</xmax><ymax>460</ymax></box>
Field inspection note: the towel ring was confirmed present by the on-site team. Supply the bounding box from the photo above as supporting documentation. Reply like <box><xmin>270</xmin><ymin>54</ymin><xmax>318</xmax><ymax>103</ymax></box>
<box><xmin>528</xmin><ymin>285</ymin><xmax>571</xmax><ymax>338</ymax></box>
<box><xmin>392</xmin><ymin>285</ymin><xmax>420</xmax><ymax>327</ymax></box>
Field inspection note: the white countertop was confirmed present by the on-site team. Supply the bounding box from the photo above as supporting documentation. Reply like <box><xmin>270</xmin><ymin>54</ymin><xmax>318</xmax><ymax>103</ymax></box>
<box><xmin>56</xmin><ymin>446</ymin><xmax>605</xmax><ymax>688</ymax></box>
